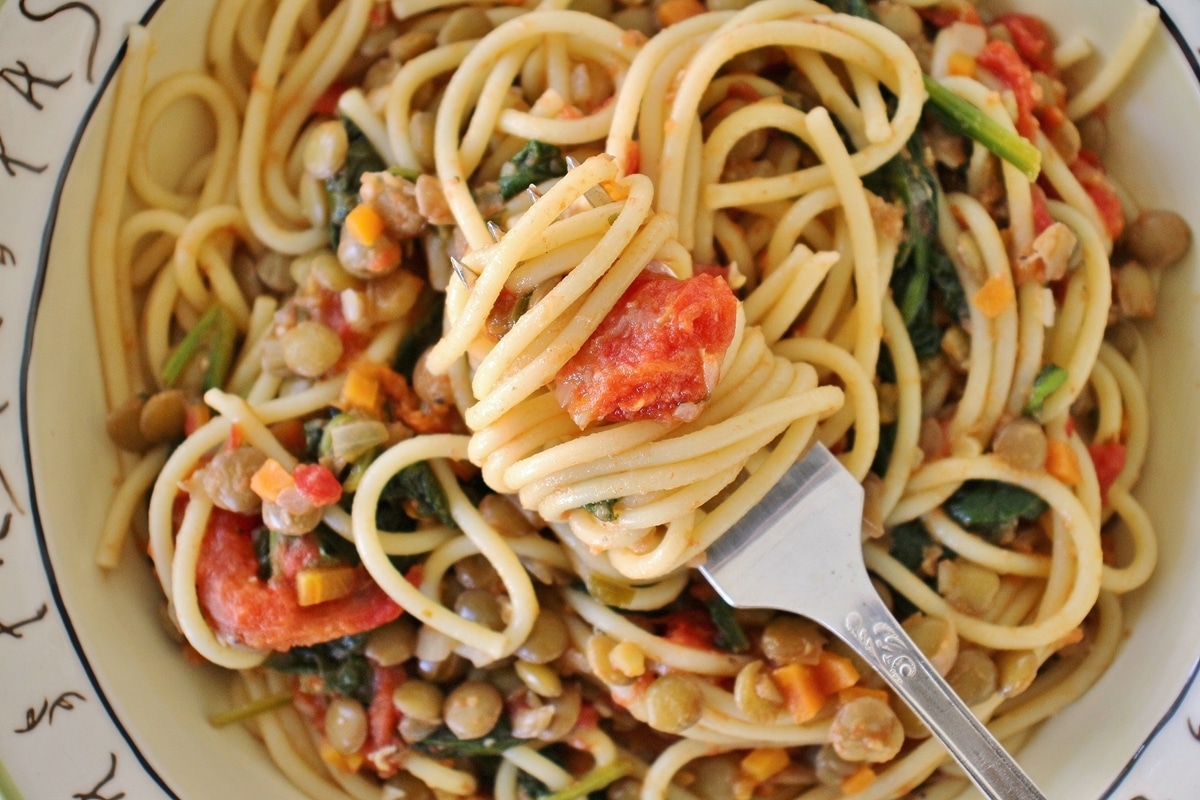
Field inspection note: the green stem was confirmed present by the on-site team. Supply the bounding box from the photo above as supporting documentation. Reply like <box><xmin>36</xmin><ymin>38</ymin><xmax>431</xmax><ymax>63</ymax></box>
<box><xmin>161</xmin><ymin>305</ymin><xmax>236</xmax><ymax>389</ymax></box>
<box><xmin>923</xmin><ymin>75</ymin><xmax>1042</xmax><ymax>181</ymax></box>
<box><xmin>542</xmin><ymin>761</ymin><xmax>634</xmax><ymax>800</ymax></box>
<box><xmin>208</xmin><ymin>692</ymin><xmax>293</xmax><ymax>728</ymax></box>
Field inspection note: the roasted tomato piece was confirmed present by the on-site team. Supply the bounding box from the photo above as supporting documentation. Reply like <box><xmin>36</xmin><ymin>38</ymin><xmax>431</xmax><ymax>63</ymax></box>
<box><xmin>195</xmin><ymin>509</ymin><xmax>402</xmax><ymax>651</ymax></box>
<box><xmin>554</xmin><ymin>269</ymin><xmax>738</xmax><ymax>427</ymax></box>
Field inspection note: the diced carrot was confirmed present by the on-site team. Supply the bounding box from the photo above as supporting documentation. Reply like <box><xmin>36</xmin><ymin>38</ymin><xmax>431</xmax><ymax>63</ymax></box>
<box><xmin>947</xmin><ymin>51</ymin><xmax>977</xmax><ymax>77</ymax></box>
<box><xmin>837</xmin><ymin>686</ymin><xmax>891</xmax><ymax>705</ymax></box>
<box><xmin>339</xmin><ymin>361</ymin><xmax>382</xmax><ymax>415</ymax></box>
<box><xmin>296</xmin><ymin>565</ymin><xmax>359</xmax><ymax>607</ymax></box>
<box><xmin>1045</xmin><ymin>439</ymin><xmax>1082</xmax><ymax>486</ymax></box>
<box><xmin>250</xmin><ymin>458</ymin><xmax>295</xmax><ymax>503</ymax></box>
<box><xmin>656</xmin><ymin>0</ymin><xmax>705</xmax><ymax>27</ymax></box>
<box><xmin>841</xmin><ymin>765</ymin><xmax>877</xmax><ymax>796</ymax></box>
<box><xmin>345</xmin><ymin>203</ymin><xmax>386</xmax><ymax>247</ymax></box>
<box><xmin>814</xmin><ymin>650</ymin><xmax>860</xmax><ymax>695</ymax></box>
<box><xmin>972</xmin><ymin>273</ymin><xmax>1016</xmax><ymax>319</ymax></box>
<box><xmin>269</xmin><ymin>418</ymin><xmax>308</xmax><ymax>457</ymax></box>
<box><xmin>771</xmin><ymin>663</ymin><xmax>827</xmax><ymax>723</ymax></box>
<box><xmin>601</xmin><ymin>178</ymin><xmax>630</xmax><ymax>201</ymax></box>
<box><xmin>740</xmin><ymin>748</ymin><xmax>790</xmax><ymax>783</ymax></box>
<box><xmin>319</xmin><ymin>736</ymin><xmax>364</xmax><ymax>772</ymax></box>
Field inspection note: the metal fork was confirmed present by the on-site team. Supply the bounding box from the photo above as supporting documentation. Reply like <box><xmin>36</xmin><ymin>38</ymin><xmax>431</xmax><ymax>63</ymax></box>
<box><xmin>701</xmin><ymin>443</ymin><xmax>1049</xmax><ymax>800</ymax></box>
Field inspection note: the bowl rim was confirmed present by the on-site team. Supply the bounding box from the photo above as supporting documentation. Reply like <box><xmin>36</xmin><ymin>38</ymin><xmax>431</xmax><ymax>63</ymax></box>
<box><xmin>6</xmin><ymin>0</ymin><xmax>1200</xmax><ymax>797</ymax></box>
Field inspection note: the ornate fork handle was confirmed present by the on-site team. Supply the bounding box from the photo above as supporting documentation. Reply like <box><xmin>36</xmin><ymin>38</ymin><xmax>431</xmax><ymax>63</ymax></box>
<box><xmin>834</xmin><ymin>596</ymin><xmax>1047</xmax><ymax>800</ymax></box>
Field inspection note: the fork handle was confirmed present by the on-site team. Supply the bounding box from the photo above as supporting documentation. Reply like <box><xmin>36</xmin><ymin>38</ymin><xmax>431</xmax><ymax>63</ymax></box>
<box><xmin>829</xmin><ymin>596</ymin><xmax>1047</xmax><ymax>800</ymax></box>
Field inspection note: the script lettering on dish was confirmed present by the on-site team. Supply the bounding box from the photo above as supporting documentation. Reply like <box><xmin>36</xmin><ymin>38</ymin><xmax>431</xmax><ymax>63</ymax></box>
<box><xmin>17</xmin><ymin>1</ymin><xmax>101</xmax><ymax>84</ymax></box>
<box><xmin>1189</xmin><ymin>717</ymin><xmax>1200</xmax><ymax>741</ymax></box>
<box><xmin>14</xmin><ymin>691</ymin><xmax>87</xmax><ymax>733</ymax></box>
<box><xmin>0</xmin><ymin>603</ymin><xmax>48</xmax><ymax>639</ymax></box>
<box><xmin>0</xmin><ymin>60</ymin><xmax>71</xmax><ymax>110</ymax></box>
<box><xmin>72</xmin><ymin>752</ymin><xmax>124</xmax><ymax>800</ymax></box>
<box><xmin>845</xmin><ymin>611</ymin><xmax>918</xmax><ymax>684</ymax></box>
<box><xmin>0</xmin><ymin>132</ymin><xmax>48</xmax><ymax>178</ymax></box>
<box><xmin>0</xmin><ymin>511</ymin><xmax>10</xmax><ymax>566</ymax></box>
<box><xmin>0</xmin><ymin>244</ymin><xmax>13</xmax><ymax>266</ymax></box>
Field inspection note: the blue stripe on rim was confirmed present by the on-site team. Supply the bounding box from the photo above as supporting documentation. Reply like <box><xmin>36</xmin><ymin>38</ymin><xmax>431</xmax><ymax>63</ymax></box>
<box><xmin>14</xmin><ymin>2</ymin><xmax>1200</xmax><ymax>799</ymax></box>
<box><xmin>17</xmin><ymin>0</ymin><xmax>178</xmax><ymax>797</ymax></box>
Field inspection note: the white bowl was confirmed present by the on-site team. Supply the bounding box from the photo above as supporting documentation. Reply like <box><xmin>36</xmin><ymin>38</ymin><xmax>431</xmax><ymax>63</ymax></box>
<box><xmin>3</xmin><ymin>0</ymin><xmax>1200</xmax><ymax>797</ymax></box>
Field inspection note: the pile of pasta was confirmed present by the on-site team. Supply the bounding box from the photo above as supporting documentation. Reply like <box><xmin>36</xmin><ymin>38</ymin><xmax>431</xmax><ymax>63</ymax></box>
<box><xmin>90</xmin><ymin>0</ymin><xmax>1186</xmax><ymax>798</ymax></box>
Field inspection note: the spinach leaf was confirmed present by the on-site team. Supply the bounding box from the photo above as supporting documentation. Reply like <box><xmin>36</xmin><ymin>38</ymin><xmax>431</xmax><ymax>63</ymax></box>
<box><xmin>315</xmin><ymin>524</ymin><xmax>360</xmax><ymax>566</ymax></box>
<box><xmin>265</xmin><ymin>635</ymin><xmax>373</xmax><ymax>705</ymax></box>
<box><xmin>412</xmin><ymin>718</ymin><xmax>528</xmax><ymax>757</ymax></box>
<box><xmin>943</xmin><ymin>480</ymin><xmax>1049</xmax><ymax>537</ymax></box>
<box><xmin>392</xmin><ymin>287</ymin><xmax>443</xmax><ymax>378</ymax></box>
<box><xmin>583</xmin><ymin>499</ymin><xmax>617</xmax><ymax>522</ymax></box>
<box><xmin>821</xmin><ymin>0</ymin><xmax>875</xmax><ymax>19</ymax></box>
<box><xmin>1025</xmin><ymin>363</ymin><xmax>1068</xmax><ymax>415</ymax></box>
<box><xmin>871</xmin><ymin>422</ymin><xmax>897</xmax><ymax>479</ymax></box>
<box><xmin>252</xmin><ymin>526</ymin><xmax>273</xmax><ymax>581</ymax></box>
<box><xmin>930</xmin><ymin>248</ymin><xmax>969</xmax><ymax>323</ymax></box>
<box><xmin>880</xmin><ymin>137</ymin><xmax>954</xmax><ymax>359</ymax></box>
<box><xmin>889</xmin><ymin>520</ymin><xmax>936</xmax><ymax>573</ymax></box>
<box><xmin>325</xmin><ymin>118</ymin><xmax>385</xmax><ymax>249</ymax></box>
<box><xmin>376</xmin><ymin>461</ymin><xmax>456</xmax><ymax>531</ymax></box>
<box><xmin>705</xmin><ymin>595</ymin><xmax>750</xmax><ymax>654</ymax></box>
<box><xmin>498</xmin><ymin>141</ymin><xmax>568</xmax><ymax>200</ymax></box>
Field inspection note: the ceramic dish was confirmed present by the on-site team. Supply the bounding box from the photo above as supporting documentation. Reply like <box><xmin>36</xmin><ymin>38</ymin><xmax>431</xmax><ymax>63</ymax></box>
<box><xmin>2</xmin><ymin>0</ymin><xmax>1200</xmax><ymax>797</ymax></box>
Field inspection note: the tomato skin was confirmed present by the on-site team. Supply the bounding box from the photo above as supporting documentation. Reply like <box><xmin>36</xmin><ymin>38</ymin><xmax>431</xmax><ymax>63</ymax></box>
<box><xmin>1030</xmin><ymin>184</ymin><xmax>1054</xmax><ymax>235</ymax></box>
<box><xmin>554</xmin><ymin>270</ymin><xmax>738</xmax><ymax>427</ymax></box>
<box><xmin>1088</xmin><ymin>442</ymin><xmax>1127</xmax><ymax>502</ymax></box>
<box><xmin>918</xmin><ymin>5</ymin><xmax>982</xmax><ymax>28</ymax></box>
<box><xmin>195</xmin><ymin>508</ymin><xmax>402</xmax><ymax>651</ymax></box>
<box><xmin>294</xmin><ymin>463</ymin><xmax>343</xmax><ymax>507</ymax></box>
<box><xmin>660</xmin><ymin>608</ymin><xmax>718</xmax><ymax>651</ymax></box>
<box><xmin>994</xmin><ymin>13</ymin><xmax>1056</xmax><ymax>74</ymax></box>
<box><xmin>367</xmin><ymin>665</ymin><xmax>404</xmax><ymax>771</ymax></box>
<box><xmin>1070</xmin><ymin>157</ymin><xmax>1126</xmax><ymax>240</ymax></box>
<box><xmin>312</xmin><ymin>82</ymin><xmax>347</xmax><ymax>116</ymax></box>
<box><xmin>976</xmin><ymin>40</ymin><xmax>1040</xmax><ymax>139</ymax></box>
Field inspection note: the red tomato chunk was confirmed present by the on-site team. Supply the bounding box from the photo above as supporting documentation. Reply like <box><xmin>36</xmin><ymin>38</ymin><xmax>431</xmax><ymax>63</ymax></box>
<box><xmin>554</xmin><ymin>270</ymin><xmax>738</xmax><ymax>427</ymax></box>
<box><xmin>196</xmin><ymin>508</ymin><xmax>401</xmax><ymax>651</ymax></box>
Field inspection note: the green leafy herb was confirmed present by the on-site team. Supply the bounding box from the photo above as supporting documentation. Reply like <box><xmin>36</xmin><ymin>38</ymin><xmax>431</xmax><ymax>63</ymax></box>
<box><xmin>705</xmin><ymin>595</ymin><xmax>750</xmax><ymax>654</ymax></box>
<box><xmin>411</xmin><ymin>718</ymin><xmax>528</xmax><ymax>758</ymax></box>
<box><xmin>930</xmin><ymin>248</ymin><xmax>969</xmax><ymax>323</ymax></box>
<box><xmin>583</xmin><ymin>499</ymin><xmax>618</xmax><ymax>522</ymax></box>
<box><xmin>889</xmin><ymin>520</ymin><xmax>936</xmax><ymax>573</ymax></box>
<box><xmin>943</xmin><ymin>480</ymin><xmax>1049</xmax><ymax>537</ymax></box>
<box><xmin>923</xmin><ymin>75</ymin><xmax>1042</xmax><ymax>181</ymax></box>
<box><xmin>584</xmin><ymin>574</ymin><xmax>636</xmax><ymax>608</ymax></box>
<box><xmin>873</xmin><ymin>135</ymin><xmax>962</xmax><ymax>360</ymax></box>
<box><xmin>325</xmin><ymin>118</ymin><xmax>386</xmax><ymax>249</ymax></box>
<box><xmin>392</xmin><ymin>287</ymin><xmax>444</xmax><ymax>378</ymax></box>
<box><xmin>1025</xmin><ymin>364</ymin><xmax>1068</xmax><ymax>415</ymax></box>
<box><xmin>265</xmin><ymin>635</ymin><xmax>373</xmax><ymax>704</ymax></box>
<box><xmin>376</xmin><ymin>461</ymin><xmax>456</xmax><ymax>532</ymax></box>
<box><xmin>871</xmin><ymin>422</ymin><xmax>897</xmax><ymax>479</ymax></box>
<box><xmin>498</xmin><ymin>141</ymin><xmax>568</xmax><ymax>200</ymax></box>
<box><xmin>161</xmin><ymin>304</ymin><xmax>236</xmax><ymax>391</ymax></box>
<box><xmin>315</xmin><ymin>524</ymin><xmax>360</xmax><ymax>566</ymax></box>
<box><xmin>303</xmin><ymin>417</ymin><xmax>327</xmax><ymax>462</ymax></box>
<box><xmin>251</xmin><ymin>526</ymin><xmax>274</xmax><ymax>581</ymax></box>
<box><xmin>821</xmin><ymin>0</ymin><xmax>875</xmax><ymax>19</ymax></box>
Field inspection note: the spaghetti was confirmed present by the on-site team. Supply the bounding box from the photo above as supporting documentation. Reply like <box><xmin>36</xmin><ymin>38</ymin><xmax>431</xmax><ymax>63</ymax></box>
<box><xmin>90</xmin><ymin>0</ymin><xmax>1188</xmax><ymax>798</ymax></box>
